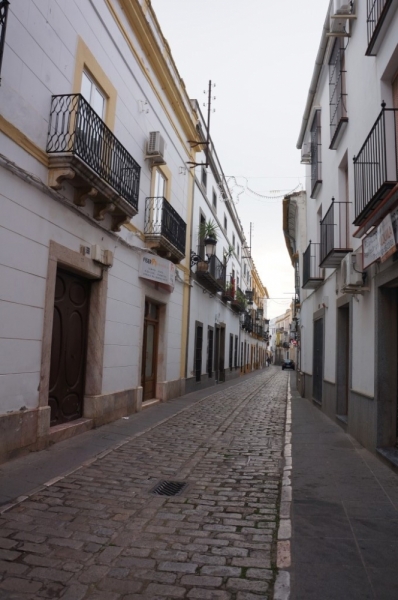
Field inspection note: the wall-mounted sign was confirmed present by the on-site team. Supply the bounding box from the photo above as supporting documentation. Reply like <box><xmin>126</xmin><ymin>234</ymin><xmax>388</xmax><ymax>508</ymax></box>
<box><xmin>362</xmin><ymin>228</ymin><xmax>380</xmax><ymax>269</ymax></box>
<box><xmin>378</xmin><ymin>213</ymin><xmax>396</xmax><ymax>262</ymax></box>
<box><xmin>362</xmin><ymin>207</ymin><xmax>398</xmax><ymax>269</ymax></box>
<box><xmin>139</xmin><ymin>253</ymin><xmax>175</xmax><ymax>292</ymax></box>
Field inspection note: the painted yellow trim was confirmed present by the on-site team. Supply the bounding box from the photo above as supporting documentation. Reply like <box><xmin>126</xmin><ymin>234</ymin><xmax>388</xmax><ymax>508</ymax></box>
<box><xmin>105</xmin><ymin>0</ymin><xmax>198</xmax><ymax>152</ymax></box>
<box><xmin>73</xmin><ymin>37</ymin><xmax>117</xmax><ymax>131</ymax></box>
<box><xmin>0</xmin><ymin>115</ymin><xmax>49</xmax><ymax>167</ymax></box>
<box><xmin>123</xmin><ymin>221</ymin><xmax>145</xmax><ymax>240</ymax></box>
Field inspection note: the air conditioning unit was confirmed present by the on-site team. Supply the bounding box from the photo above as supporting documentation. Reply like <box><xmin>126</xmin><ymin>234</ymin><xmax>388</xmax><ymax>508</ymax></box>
<box><xmin>341</xmin><ymin>252</ymin><xmax>363</xmax><ymax>290</ymax></box>
<box><xmin>146</xmin><ymin>131</ymin><xmax>166</xmax><ymax>165</ymax></box>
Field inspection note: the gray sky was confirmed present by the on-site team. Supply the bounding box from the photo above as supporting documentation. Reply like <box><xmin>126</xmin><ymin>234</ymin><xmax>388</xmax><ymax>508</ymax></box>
<box><xmin>151</xmin><ymin>0</ymin><xmax>329</xmax><ymax>317</ymax></box>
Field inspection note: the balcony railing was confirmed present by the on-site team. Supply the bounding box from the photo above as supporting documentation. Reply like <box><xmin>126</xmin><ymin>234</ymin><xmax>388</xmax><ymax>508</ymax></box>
<box><xmin>353</xmin><ymin>105</ymin><xmax>398</xmax><ymax>226</ymax></box>
<box><xmin>311</xmin><ymin>110</ymin><xmax>322</xmax><ymax>198</ymax></box>
<box><xmin>0</xmin><ymin>1</ymin><xmax>9</xmax><ymax>85</ymax></box>
<box><xmin>47</xmin><ymin>94</ymin><xmax>140</xmax><ymax>212</ymax></box>
<box><xmin>366</xmin><ymin>0</ymin><xmax>394</xmax><ymax>56</ymax></box>
<box><xmin>329</xmin><ymin>39</ymin><xmax>348</xmax><ymax>150</ymax></box>
<box><xmin>222</xmin><ymin>275</ymin><xmax>235</xmax><ymax>302</ymax></box>
<box><xmin>303</xmin><ymin>242</ymin><xmax>324</xmax><ymax>289</ymax></box>
<box><xmin>144</xmin><ymin>197</ymin><xmax>186</xmax><ymax>262</ymax></box>
<box><xmin>195</xmin><ymin>249</ymin><xmax>226</xmax><ymax>293</ymax></box>
<box><xmin>320</xmin><ymin>200</ymin><xmax>352</xmax><ymax>268</ymax></box>
<box><xmin>231</xmin><ymin>286</ymin><xmax>247</xmax><ymax>313</ymax></box>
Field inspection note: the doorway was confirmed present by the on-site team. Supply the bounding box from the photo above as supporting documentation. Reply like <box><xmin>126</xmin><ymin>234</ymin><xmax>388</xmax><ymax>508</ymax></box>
<box><xmin>336</xmin><ymin>304</ymin><xmax>350</xmax><ymax>418</ymax></box>
<box><xmin>313</xmin><ymin>317</ymin><xmax>324</xmax><ymax>403</ymax></box>
<box><xmin>141</xmin><ymin>301</ymin><xmax>159</xmax><ymax>401</ymax></box>
<box><xmin>49</xmin><ymin>269</ymin><xmax>90</xmax><ymax>426</ymax></box>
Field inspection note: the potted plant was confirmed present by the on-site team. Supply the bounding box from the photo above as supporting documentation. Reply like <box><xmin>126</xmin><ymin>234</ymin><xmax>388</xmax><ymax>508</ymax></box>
<box><xmin>197</xmin><ymin>220</ymin><xmax>219</xmax><ymax>271</ymax></box>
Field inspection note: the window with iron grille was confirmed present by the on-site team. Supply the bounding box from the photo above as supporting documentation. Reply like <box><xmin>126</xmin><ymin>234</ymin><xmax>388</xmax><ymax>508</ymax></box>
<box><xmin>212</xmin><ymin>188</ymin><xmax>217</xmax><ymax>210</ymax></box>
<box><xmin>366</xmin><ymin>0</ymin><xmax>394</xmax><ymax>56</ymax></box>
<box><xmin>329</xmin><ymin>38</ymin><xmax>348</xmax><ymax>149</ymax></box>
<box><xmin>0</xmin><ymin>0</ymin><xmax>10</xmax><ymax>85</ymax></box>
<box><xmin>310</xmin><ymin>110</ymin><xmax>322</xmax><ymax>198</ymax></box>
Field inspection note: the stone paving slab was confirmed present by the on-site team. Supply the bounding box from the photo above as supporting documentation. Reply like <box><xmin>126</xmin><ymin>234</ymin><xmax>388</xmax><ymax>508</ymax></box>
<box><xmin>290</xmin><ymin>379</ymin><xmax>398</xmax><ymax>600</ymax></box>
<box><xmin>0</xmin><ymin>370</ymin><xmax>288</xmax><ymax>599</ymax></box>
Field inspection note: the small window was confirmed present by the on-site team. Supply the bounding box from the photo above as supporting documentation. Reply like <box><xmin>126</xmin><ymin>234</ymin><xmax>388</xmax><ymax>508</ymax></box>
<box><xmin>224</xmin><ymin>214</ymin><xmax>227</xmax><ymax>231</ymax></box>
<box><xmin>232</xmin><ymin>233</ymin><xmax>235</xmax><ymax>248</ymax></box>
<box><xmin>237</xmin><ymin>244</ymin><xmax>240</xmax><ymax>258</ymax></box>
<box><xmin>310</xmin><ymin>109</ymin><xmax>322</xmax><ymax>198</ymax></box>
<box><xmin>212</xmin><ymin>188</ymin><xmax>217</xmax><ymax>210</ymax></box>
<box><xmin>81</xmin><ymin>70</ymin><xmax>105</xmax><ymax>119</ymax></box>
<box><xmin>201</xmin><ymin>167</ymin><xmax>207</xmax><ymax>191</ymax></box>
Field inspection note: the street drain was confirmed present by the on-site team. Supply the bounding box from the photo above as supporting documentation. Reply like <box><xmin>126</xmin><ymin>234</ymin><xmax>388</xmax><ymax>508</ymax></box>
<box><xmin>150</xmin><ymin>480</ymin><xmax>188</xmax><ymax>496</ymax></box>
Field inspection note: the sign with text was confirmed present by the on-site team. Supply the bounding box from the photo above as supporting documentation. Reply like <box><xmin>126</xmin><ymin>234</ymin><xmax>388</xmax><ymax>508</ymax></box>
<box><xmin>378</xmin><ymin>213</ymin><xmax>396</xmax><ymax>262</ymax></box>
<box><xmin>139</xmin><ymin>253</ymin><xmax>175</xmax><ymax>292</ymax></box>
<box><xmin>362</xmin><ymin>228</ymin><xmax>380</xmax><ymax>269</ymax></box>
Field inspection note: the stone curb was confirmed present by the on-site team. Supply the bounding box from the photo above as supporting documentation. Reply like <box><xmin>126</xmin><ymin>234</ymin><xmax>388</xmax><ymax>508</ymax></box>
<box><xmin>275</xmin><ymin>377</ymin><xmax>292</xmax><ymax>600</ymax></box>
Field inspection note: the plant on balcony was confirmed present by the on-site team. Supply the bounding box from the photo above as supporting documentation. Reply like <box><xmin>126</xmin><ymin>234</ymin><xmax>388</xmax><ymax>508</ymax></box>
<box><xmin>235</xmin><ymin>288</ymin><xmax>247</xmax><ymax>309</ymax></box>
<box><xmin>198</xmin><ymin>219</ymin><xmax>219</xmax><ymax>244</ymax></box>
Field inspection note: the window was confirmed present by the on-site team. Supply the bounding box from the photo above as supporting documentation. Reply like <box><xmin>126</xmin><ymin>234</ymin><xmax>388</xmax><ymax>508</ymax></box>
<box><xmin>232</xmin><ymin>233</ymin><xmax>235</xmax><ymax>248</ymax></box>
<box><xmin>329</xmin><ymin>38</ymin><xmax>347</xmax><ymax>149</ymax></box>
<box><xmin>310</xmin><ymin>110</ymin><xmax>322</xmax><ymax>198</ymax></box>
<box><xmin>201</xmin><ymin>167</ymin><xmax>207</xmax><ymax>191</ymax></box>
<box><xmin>154</xmin><ymin>168</ymin><xmax>166</xmax><ymax>198</ymax></box>
<box><xmin>212</xmin><ymin>188</ymin><xmax>217</xmax><ymax>210</ymax></box>
<box><xmin>81</xmin><ymin>71</ymin><xmax>105</xmax><ymax>119</ymax></box>
<box><xmin>224</xmin><ymin>215</ymin><xmax>227</xmax><ymax>231</ymax></box>
<box><xmin>0</xmin><ymin>0</ymin><xmax>9</xmax><ymax>85</ymax></box>
<box><xmin>237</xmin><ymin>244</ymin><xmax>240</xmax><ymax>258</ymax></box>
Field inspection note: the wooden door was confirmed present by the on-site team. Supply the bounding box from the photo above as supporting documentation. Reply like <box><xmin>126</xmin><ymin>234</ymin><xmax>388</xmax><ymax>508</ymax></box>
<box><xmin>49</xmin><ymin>269</ymin><xmax>90</xmax><ymax>426</ymax></box>
<box><xmin>313</xmin><ymin>318</ymin><xmax>324</xmax><ymax>403</ymax></box>
<box><xmin>142</xmin><ymin>302</ymin><xmax>159</xmax><ymax>401</ymax></box>
<box><xmin>219</xmin><ymin>326</ymin><xmax>226</xmax><ymax>382</ymax></box>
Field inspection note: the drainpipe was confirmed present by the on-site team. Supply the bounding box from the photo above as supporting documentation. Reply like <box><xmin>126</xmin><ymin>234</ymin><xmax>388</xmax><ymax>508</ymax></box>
<box><xmin>296</xmin><ymin>0</ymin><xmax>332</xmax><ymax>149</ymax></box>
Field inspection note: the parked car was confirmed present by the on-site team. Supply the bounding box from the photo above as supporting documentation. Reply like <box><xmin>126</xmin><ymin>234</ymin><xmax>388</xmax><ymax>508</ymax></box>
<box><xmin>282</xmin><ymin>359</ymin><xmax>295</xmax><ymax>370</ymax></box>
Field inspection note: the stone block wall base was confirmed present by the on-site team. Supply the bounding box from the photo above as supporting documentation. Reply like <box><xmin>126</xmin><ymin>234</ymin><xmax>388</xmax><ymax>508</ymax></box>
<box><xmin>84</xmin><ymin>386</ymin><xmax>143</xmax><ymax>427</ymax></box>
<box><xmin>48</xmin><ymin>418</ymin><xmax>94</xmax><ymax>445</ymax></box>
<box><xmin>156</xmin><ymin>378</ymin><xmax>186</xmax><ymax>402</ymax></box>
<box><xmin>0</xmin><ymin>406</ymin><xmax>50</xmax><ymax>465</ymax></box>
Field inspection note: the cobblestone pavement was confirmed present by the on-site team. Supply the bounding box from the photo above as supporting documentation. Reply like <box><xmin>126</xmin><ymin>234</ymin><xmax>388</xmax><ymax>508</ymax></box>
<box><xmin>0</xmin><ymin>370</ymin><xmax>288</xmax><ymax>600</ymax></box>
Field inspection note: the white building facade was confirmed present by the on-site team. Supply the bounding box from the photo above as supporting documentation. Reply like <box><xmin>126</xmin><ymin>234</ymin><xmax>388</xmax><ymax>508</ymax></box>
<box><xmin>0</xmin><ymin>0</ymin><xmax>199</xmax><ymax>461</ymax></box>
<box><xmin>295</xmin><ymin>0</ymin><xmax>398</xmax><ymax>461</ymax></box>
<box><xmin>0</xmin><ymin>0</ymin><xmax>270</xmax><ymax>462</ymax></box>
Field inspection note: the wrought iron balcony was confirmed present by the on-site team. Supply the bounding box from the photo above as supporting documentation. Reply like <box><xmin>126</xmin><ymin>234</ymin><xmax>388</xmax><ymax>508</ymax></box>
<box><xmin>46</xmin><ymin>94</ymin><xmax>141</xmax><ymax>231</ymax></box>
<box><xmin>310</xmin><ymin>110</ymin><xmax>322</xmax><ymax>198</ymax></box>
<box><xmin>222</xmin><ymin>275</ymin><xmax>235</xmax><ymax>302</ymax></box>
<box><xmin>231</xmin><ymin>286</ymin><xmax>247</xmax><ymax>313</ymax></box>
<box><xmin>242</xmin><ymin>312</ymin><xmax>253</xmax><ymax>332</ymax></box>
<box><xmin>353</xmin><ymin>105</ymin><xmax>398</xmax><ymax>227</ymax></box>
<box><xmin>194</xmin><ymin>249</ymin><xmax>226</xmax><ymax>294</ymax></box>
<box><xmin>0</xmin><ymin>1</ymin><xmax>9</xmax><ymax>85</ymax></box>
<box><xmin>366</xmin><ymin>0</ymin><xmax>395</xmax><ymax>56</ymax></box>
<box><xmin>320</xmin><ymin>199</ymin><xmax>352</xmax><ymax>268</ymax></box>
<box><xmin>144</xmin><ymin>197</ymin><xmax>186</xmax><ymax>263</ymax></box>
<box><xmin>303</xmin><ymin>242</ymin><xmax>324</xmax><ymax>289</ymax></box>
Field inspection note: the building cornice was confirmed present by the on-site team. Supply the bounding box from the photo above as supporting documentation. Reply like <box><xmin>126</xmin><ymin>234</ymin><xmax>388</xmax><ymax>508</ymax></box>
<box><xmin>110</xmin><ymin>0</ymin><xmax>198</xmax><ymax>144</ymax></box>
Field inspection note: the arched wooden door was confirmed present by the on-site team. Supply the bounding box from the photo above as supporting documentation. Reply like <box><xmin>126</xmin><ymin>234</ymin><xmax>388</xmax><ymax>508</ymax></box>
<box><xmin>49</xmin><ymin>269</ymin><xmax>90</xmax><ymax>426</ymax></box>
<box><xmin>141</xmin><ymin>301</ymin><xmax>159</xmax><ymax>401</ymax></box>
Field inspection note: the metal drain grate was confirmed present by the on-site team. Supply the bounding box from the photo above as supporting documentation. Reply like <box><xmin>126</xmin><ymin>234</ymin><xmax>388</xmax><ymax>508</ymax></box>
<box><xmin>150</xmin><ymin>480</ymin><xmax>188</xmax><ymax>497</ymax></box>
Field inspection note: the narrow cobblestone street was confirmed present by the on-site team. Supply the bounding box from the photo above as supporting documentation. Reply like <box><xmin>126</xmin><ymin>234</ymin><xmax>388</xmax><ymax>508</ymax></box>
<box><xmin>0</xmin><ymin>370</ymin><xmax>288</xmax><ymax>600</ymax></box>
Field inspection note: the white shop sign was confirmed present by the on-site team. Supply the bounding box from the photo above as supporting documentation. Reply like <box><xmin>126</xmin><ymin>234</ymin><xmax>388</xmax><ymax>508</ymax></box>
<box><xmin>362</xmin><ymin>207</ymin><xmax>398</xmax><ymax>268</ymax></box>
<box><xmin>139</xmin><ymin>253</ymin><xmax>175</xmax><ymax>292</ymax></box>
